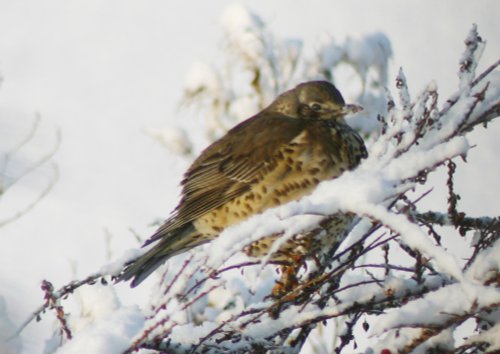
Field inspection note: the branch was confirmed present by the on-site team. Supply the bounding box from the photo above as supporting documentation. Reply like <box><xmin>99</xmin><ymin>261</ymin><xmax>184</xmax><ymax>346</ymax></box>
<box><xmin>416</xmin><ymin>211</ymin><xmax>500</xmax><ymax>233</ymax></box>
<box><xmin>10</xmin><ymin>272</ymin><xmax>107</xmax><ymax>339</ymax></box>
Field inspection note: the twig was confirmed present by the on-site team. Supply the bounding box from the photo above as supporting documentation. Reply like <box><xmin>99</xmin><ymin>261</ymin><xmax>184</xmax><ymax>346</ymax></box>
<box><xmin>10</xmin><ymin>272</ymin><xmax>105</xmax><ymax>339</ymax></box>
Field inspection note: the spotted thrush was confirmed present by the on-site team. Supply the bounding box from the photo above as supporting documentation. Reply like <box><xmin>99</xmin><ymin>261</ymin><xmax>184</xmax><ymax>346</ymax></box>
<box><xmin>118</xmin><ymin>81</ymin><xmax>367</xmax><ymax>287</ymax></box>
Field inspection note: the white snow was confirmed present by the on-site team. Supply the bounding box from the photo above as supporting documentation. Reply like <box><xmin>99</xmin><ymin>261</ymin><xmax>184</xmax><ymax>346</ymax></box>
<box><xmin>221</xmin><ymin>3</ymin><xmax>264</xmax><ymax>35</ymax></box>
<box><xmin>466</xmin><ymin>237</ymin><xmax>500</xmax><ymax>282</ymax></box>
<box><xmin>184</xmin><ymin>61</ymin><xmax>221</xmax><ymax>94</ymax></box>
<box><xmin>0</xmin><ymin>1</ymin><xmax>499</xmax><ymax>354</ymax></box>
<box><xmin>463</xmin><ymin>323</ymin><xmax>500</xmax><ymax>351</ymax></box>
<box><xmin>53</xmin><ymin>306</ymin><xmax>143</xmax><ymax>354</ymax></box>
<box><xmin>371</xmin><ymin>282</ymin><xmax>499</xmax><ymax>335</ymax></box>
<box><xmin>343</xmin><ymin>32</ymin><xmax>393</xmax><ymax>87</ymax></box>
<box><xmin>46</xmin><ymin>285</ymin><xmax>144</xmax><ymax>354</ymax></box>
<box><xmin>221</xmin><ymin>4</ymin><xmax>267</xmax><ymax>63</ymax></box>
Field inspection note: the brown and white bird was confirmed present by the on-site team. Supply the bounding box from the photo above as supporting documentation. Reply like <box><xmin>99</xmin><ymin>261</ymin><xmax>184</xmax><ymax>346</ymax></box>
<box><xmin>118</xmin><ymin>81</ymin><xmax>367</xmax><ymax>287</ymax></box>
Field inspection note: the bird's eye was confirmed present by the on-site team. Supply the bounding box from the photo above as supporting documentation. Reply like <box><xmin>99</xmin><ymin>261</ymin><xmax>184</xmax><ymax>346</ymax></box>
<box><xmin>311</xmin><ymin>103</ymin><xmax>322</xmax><ymax>111</ymax></box>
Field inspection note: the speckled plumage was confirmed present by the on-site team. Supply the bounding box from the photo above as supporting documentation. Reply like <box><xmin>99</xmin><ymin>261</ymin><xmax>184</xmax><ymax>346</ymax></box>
<box><xmin>118</xmin><ymin>81</ymin><xmax>367</xmax><ymax>287</ymax></box>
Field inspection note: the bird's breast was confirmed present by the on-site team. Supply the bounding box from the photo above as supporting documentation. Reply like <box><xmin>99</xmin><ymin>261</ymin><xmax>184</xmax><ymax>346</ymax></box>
<box><xmin>191</xmin><ymin>122</ymin><xmax>367</xmax><ymax>260</ymax></box>
<box><xmin>193</xmin><ymin>129</ymin><xmax>344</xmax><ymax>237</ymax></box>
<box><xmin>325</xmin><ymin>120</ymin><xmax>367</xmax><ymax>169</ymax></box>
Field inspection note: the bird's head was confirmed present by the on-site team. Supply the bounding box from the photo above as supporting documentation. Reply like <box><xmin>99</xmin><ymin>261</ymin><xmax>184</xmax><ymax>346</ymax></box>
<box><xmin>268</xmin><ymin>81</ymin><xmax>362</xmax><ymax>120</ymax></box>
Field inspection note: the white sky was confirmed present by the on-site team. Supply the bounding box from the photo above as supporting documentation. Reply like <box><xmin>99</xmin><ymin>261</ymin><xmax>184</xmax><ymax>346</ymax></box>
<box><xmin>0</xmin><ymin>1</ymin><xmax>499</xmax><ymax>352</ymax></box>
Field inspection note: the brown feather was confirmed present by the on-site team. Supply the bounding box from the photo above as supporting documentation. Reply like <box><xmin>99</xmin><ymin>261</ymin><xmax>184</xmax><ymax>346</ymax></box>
<box><xmin>146</xmin><ymin>114</ymin><xmax>305</xmax><ymax>243</ymax></box>
<box><xmin>118</xmin><ymin>80</ymin><xmax>368</xmax><ymax>287</ymax></box>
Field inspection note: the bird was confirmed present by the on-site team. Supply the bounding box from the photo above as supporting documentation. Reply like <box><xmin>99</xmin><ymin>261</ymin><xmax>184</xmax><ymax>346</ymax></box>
<box><xmin>118</xmin><ymin>81</ymin><xmax>367</xmax><ymax>288</ymax></box>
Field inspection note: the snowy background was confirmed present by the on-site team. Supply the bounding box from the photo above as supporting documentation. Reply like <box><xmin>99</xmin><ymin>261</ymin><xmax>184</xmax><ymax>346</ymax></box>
<box><xmin>0</xmin><ymin>1</ymin><xmax>499</xmax><ymax>353</ymax></box>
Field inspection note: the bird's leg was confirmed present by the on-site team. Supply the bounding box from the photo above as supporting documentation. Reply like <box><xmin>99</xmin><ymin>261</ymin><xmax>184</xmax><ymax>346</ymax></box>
<box><xmin>271</xmin><ymin>255</ymin><xmax>303</xmax><ymax>298</ymax></box>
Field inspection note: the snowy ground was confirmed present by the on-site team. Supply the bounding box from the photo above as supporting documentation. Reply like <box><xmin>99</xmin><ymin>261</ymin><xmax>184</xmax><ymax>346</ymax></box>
<box><xmin>0</xmin><ymin>1</ymin><xmax>499</xmax><ymax>353</ymax></box>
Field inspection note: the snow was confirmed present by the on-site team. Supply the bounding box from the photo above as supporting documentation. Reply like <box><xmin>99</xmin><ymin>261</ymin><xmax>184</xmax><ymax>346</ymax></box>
<box><xmin>33</xmin><ymin>285</ymin><xmax>145</xmax><ymax>354</ymax></box>
<box><xmin>470</xmin><ymin>69</ymin><xmax>500</xmax><ymax>121</ymax></box>
<box><xmin>53</xmin><ymin>306</ymin><xmax>143</xmax><ymax>354</ymax></box>
<box><xmin>463</xmin><ymin>323</ymin><xmax>500</xmax><ymax>351</ymax></box>
<box><xmin>458</xmin><ymin>25</ymin><xmax>486</xmax><ymax>90</ymax></box>
<box><xmin>0</xmin><ymin>1</ymin><xmax>499</xmax><ymax>353</ymax></box>
<box><xmin>169</xmin><ymin>321</ymin><xmax>219</xmax><ymax>345</ymax></box>
<box><xmin>343</xmin><ymin>32</ymin><xmax>393</xmax><ymax>87</ymax></box>
<box><xmin>221</xmin><ymin>4</ymin><xmax>267</xmax><ymax>63</ymax></box>
<box><xmin>221</xmin><ymin>3</ymin><xmax>264</xmax><ymax>35</ymax></box>
<box><xmin>99</xmin><ymin>247</ymin><xmax>147</xmax><ymax>276</ymax></box>
<box><xmin>184</xmin><ymin>61</ymin><xmax>220</xmax><ymax>94</ymax></box>
<box><xmin>371</xmin><ymin>282</ymin><xmax>499</xmax><ymax>334</ymax></box>
<box><xmin>466</xmin><ymin>237</ymin><xmax>500</xmax><ymax>282</ymax></box>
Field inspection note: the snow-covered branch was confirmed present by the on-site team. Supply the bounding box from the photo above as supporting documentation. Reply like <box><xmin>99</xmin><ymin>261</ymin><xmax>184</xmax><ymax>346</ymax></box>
<box><xmin>15</xmin><ymin>16</ymin><xmax>500</xmax><ymax>354</ymax></box>
<box><xmin>123</xmin><ymin>25</ymin><xmax>499</xmax><ymax>354</ymax></box>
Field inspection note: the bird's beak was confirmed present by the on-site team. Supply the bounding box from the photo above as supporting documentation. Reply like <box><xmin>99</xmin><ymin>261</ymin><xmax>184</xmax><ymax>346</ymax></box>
<box><xmin>343</xmin><ymin>104</ymin><xmax>363</xmax><ymax>115</ymax></box>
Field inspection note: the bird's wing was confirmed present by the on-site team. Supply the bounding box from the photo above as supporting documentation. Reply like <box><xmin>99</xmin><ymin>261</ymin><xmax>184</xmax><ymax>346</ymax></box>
<box><xmin>145</xmin><ymin>113</ymin><xmax>305</xmax><ymax>244</ymax></box>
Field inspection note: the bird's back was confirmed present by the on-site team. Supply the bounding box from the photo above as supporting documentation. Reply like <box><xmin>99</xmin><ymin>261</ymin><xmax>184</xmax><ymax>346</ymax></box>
<box><xmin>117</xmin><ymin>81</ymin><xmax>368</xmax><ymax>287</ymax></box>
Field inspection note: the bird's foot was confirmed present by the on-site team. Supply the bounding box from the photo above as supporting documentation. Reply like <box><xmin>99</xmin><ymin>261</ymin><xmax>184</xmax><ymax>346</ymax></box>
<box><xmin>271</xmin><ymin>257</ymin><xmax>303</xmax><ymax>299</ymax></box>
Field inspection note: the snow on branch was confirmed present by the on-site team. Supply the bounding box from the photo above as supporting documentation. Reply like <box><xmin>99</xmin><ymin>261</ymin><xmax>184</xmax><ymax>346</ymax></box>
<box><xmin>171</xmin><ymin>4</ymin><xmax>391</xmax><ymax>149</ymax></box>
<box><xmin>14</xmin><ymin>22</ymin><xmax>500</xmax><ymax>354</ymax></box>
<box><xmin>122</xmin><ymin>24</ymin><xmax>500</xmax><ymax>354</ymax></box>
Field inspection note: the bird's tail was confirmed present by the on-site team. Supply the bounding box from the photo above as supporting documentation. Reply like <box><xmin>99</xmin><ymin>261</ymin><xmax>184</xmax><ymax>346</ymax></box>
<box><xmin>116</xmin><ymin>223</ymin><xmax>201</xmax><ymax>287</ymax></box>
